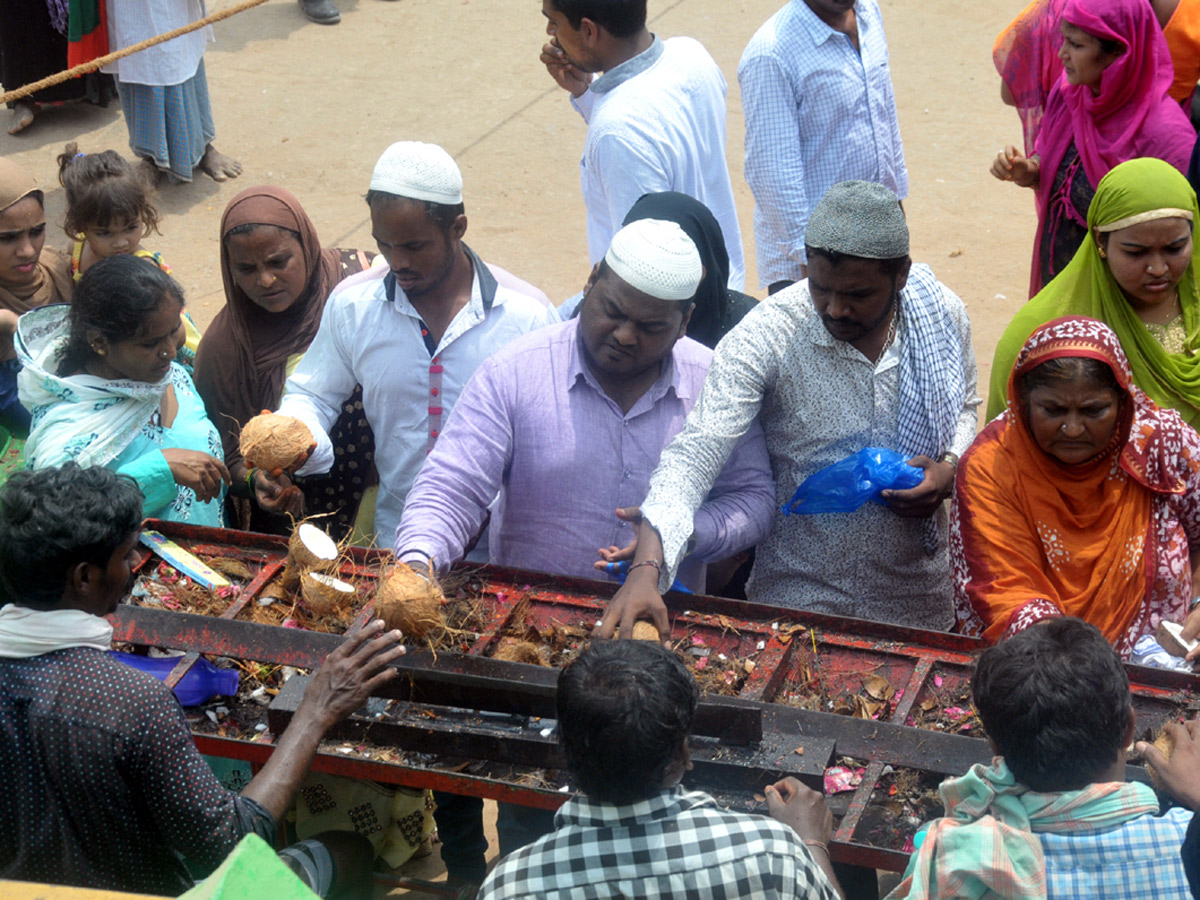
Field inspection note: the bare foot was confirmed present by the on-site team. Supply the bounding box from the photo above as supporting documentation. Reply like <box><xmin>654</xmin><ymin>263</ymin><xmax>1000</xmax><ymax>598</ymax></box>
<box><xmin>137</xmin><ymin>157</ymin><xmax>165</xmax><ymax>188</ymax></box>
<box><xmin>7</xmin><ymin>101</ymin><xmax>37</xmax><ymax>135</ymax></box>
<box><xmin>198</xmin><ymin>144</ymin><xmax>243</xmax><ymax>182</ymax></box>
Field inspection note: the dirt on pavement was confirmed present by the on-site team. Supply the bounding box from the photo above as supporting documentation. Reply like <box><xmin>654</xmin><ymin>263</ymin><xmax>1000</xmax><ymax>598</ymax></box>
<box><xmin>1</xmin><ymin>0</ymin><xmax>1038</xmax><ymax>413</ymax></box>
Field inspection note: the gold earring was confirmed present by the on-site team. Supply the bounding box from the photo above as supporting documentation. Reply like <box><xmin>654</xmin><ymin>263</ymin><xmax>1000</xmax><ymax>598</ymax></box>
<box><xmin>1097</xmin><ymin>245</ymin><xmax>1108</xmax><ymax>259</ymax></box>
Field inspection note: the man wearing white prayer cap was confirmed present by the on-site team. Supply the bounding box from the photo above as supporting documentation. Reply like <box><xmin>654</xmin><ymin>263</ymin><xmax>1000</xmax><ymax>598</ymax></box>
<box><xmin>261</xmin><ymin>140</ymin><xmax>557</xmax><ymax>548</ymax></box>
<box><xmin>394</xmin><ymin>217</ymin><xmax>775</xmax><ymax>887</ymax></box>
<box><xmin>601</xmin><ymin>180</ymin><xmax>982</xmax><ymax>641</ymax></box>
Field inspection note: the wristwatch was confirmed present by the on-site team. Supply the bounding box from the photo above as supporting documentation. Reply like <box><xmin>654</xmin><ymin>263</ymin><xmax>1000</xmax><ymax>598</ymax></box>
<box><xmin>939</xmin><ymin>452</ymin><xmax>960</xmax><ymax>469</ymax></box>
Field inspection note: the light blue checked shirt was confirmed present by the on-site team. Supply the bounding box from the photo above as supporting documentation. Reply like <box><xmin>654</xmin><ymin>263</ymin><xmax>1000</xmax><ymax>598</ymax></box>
<box><xmin>1041</xmin><ymin>806</ymin><xmax>1193</xmax><ymax>899</ymax></box>
<box><xmin>738</xmin><ymin>0</ymin><xmax>908</xmax><ymax>287</ymax></box>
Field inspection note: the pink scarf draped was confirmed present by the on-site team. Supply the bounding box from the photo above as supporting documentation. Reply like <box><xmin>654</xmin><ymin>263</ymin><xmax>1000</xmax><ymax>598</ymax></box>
<box><xmin>1030</xmin><ymin>0</ymin><xmax>1195</xmax><ymax>295</ymax></box>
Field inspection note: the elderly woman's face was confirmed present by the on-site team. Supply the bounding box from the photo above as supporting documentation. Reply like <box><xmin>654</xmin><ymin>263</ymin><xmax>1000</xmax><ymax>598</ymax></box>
<box><xmin>0</xmin><ymin>196</ymin><xmax>46</xmax><ymax>289</ymax></box>
<box><xmin>91</xmin><ymin>298</ymin><xmax>182</xmax><ymax>383</ymax></box>
<box><xmin>1027</xmin><ymin>373</ymin><xmax>1122</xmax><ymax>465</ymax></box>
<box><xmin>1101</xmin><ymin>217</ymin><xmax>1193</xmax><ymax>313</ymax></box>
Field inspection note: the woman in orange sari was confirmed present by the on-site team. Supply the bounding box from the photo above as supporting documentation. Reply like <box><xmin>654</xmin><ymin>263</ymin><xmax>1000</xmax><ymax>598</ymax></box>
<box><xmin>952</xmin><ymin>316</ymin><xmax>1200</xmax><ymax>658</ymax></box>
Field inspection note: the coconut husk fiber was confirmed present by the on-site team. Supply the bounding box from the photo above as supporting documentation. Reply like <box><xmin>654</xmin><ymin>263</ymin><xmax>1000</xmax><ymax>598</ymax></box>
<box><xmin>239</xmin><ymin>413</ymin><xmax>313</xmax><ymax>473</ymax></box>
<box><xmin>374</xmin><ymin>563</ymin><xmax>446</xmax><ymax>642</ymax></box>
<box><xmin>493</xmin><ymin>637</ymin><xmax>548</xmax><ymax>666</ymax></box>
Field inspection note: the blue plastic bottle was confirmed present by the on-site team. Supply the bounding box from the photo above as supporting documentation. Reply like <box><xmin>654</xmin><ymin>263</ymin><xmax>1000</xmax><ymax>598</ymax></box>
<box><xmin>109</xmin><ymin>651</ymin><xmax>240</xmax><ymax>706</ymax></box>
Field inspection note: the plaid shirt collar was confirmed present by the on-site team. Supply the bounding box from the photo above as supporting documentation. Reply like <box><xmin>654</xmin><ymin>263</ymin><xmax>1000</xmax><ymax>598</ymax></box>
<box><xmin>555</xmin><ymin>786</ymin><xmax>713</xmax><ymax>830</ymax></box>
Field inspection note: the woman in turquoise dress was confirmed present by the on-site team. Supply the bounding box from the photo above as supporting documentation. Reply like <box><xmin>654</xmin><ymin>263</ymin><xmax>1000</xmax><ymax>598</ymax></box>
<box><xmin>16</xmin><ymin>255</ymin><xmax>228</xmax><ymax>524</ymax></box>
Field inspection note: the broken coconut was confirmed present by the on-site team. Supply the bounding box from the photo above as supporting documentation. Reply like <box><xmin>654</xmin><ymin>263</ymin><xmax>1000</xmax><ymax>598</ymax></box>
<box><xmin>373</xmin><ymin>563</ymin><xmax>445</xmax><ymax>641</ymax></box>
<box><xmin>280</xmin><ymin>521</ymin><xmax>340</xmax><ymax>590</ymax></box>
<box><xmin>300</xmin><ymin>571</ymin><xmax>357</xmax><ymax>617</ymax></box>
<box><xmin>239</xmin><ymin>413</ymin><xmax>313</xmax><ymax>473</ymax></box>
<box><xmin>493</xmin><ymin>637</ymin><xmax>548</xmax><ymax>666</ymax></box>
<box><xmin>1145</xmin><ymin>728</ymin><xmax>1176</xmax><ymax>793</ymax></box>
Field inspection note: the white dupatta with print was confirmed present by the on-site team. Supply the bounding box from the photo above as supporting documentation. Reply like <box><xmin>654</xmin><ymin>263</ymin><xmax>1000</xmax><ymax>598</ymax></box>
<box><xmin>16</xmin><ymin>305</ymin><xmax>169</xmax><ymax>470</ymax></box>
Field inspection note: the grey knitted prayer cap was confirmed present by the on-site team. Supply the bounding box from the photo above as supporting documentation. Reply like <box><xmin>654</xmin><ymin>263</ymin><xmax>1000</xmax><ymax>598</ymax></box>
<box><xmin>805</xmin><ymin>181</ymin><xmax>909</xmax><ymax>259</ymax></box>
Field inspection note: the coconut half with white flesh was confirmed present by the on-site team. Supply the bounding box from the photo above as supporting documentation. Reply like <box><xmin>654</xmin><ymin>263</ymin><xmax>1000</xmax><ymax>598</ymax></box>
<box><xmin>301</xmin><ymin>571</ymin><xmax>356</xmax><ymax>616</ymax></box>
<box><xmin>281</xmin><ymin>522</ymin><xmax>340</xmax><ymax>590</ymax></box>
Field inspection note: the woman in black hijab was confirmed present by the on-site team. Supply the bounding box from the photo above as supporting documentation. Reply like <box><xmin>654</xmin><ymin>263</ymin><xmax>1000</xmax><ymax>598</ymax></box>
<box><xmin>622</xmin><ymin>191</ymin><xmax>758</xmax><ymax>349</ymax></box>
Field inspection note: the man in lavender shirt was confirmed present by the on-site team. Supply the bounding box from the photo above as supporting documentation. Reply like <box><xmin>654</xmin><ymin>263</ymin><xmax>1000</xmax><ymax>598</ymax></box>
<box><xmin>393</xmin><ymin>219</ymin><xmax>774</xmax><ymax>885</ymax></box>
<box><xmin>395</xmin><ymin>218</ymin><xmax>773</xmax><ymax>593</ymax></box>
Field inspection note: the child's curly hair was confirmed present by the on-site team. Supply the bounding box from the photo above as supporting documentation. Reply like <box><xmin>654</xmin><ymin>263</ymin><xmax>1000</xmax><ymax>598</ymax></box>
<box><xmin>56</xmin><ymin>142</ymin><xmax>161</xmax><ymax>238</ymax></box>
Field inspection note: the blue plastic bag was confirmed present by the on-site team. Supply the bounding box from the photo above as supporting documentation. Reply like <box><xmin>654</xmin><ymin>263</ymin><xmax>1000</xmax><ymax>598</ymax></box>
<box><xmin>781</xmin><ymin>447</ymin><xmax>924</xmax><ymax>516</ymax></box>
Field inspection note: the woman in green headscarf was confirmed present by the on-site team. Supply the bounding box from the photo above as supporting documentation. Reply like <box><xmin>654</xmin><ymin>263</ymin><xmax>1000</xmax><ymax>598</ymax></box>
<box><xmin>988</xmin><ymin>157</ymin><xmax>1200</xmax><ymax>427</ymax></box>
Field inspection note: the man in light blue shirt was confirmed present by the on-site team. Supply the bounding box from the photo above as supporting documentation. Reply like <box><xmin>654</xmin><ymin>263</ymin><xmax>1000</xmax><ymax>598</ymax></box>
<box><xmin>739</xmin><ymin>0</ymin><xmax>908</xmax><ymax>293</ymax></box>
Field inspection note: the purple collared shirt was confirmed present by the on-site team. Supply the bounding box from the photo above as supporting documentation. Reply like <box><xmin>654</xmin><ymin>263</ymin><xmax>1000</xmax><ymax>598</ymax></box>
<box><xmin>395</xmin><ymin>319</ymin><xmax>774</xmax><ymax>590</ymax></box>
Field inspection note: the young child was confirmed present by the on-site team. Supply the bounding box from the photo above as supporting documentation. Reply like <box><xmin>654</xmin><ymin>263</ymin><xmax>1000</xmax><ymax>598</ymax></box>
<box><xmin>57</xmin><ymin>143</ymin><xmax>201</xmax><ymax>371</ymax></box>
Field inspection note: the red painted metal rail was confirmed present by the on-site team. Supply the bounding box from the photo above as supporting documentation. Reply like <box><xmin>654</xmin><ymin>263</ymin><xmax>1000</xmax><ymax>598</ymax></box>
<box><xmin>112</xmin><ymin>520</ymin><xmax>1200</xmax><ymax>872</ymax></box>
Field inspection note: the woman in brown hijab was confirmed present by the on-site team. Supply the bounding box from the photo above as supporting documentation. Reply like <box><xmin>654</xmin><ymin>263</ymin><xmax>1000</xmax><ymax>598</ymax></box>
<box><xmin>0</xmin><ymin>157</ymin><xmax>72</xmax><ymax>453</ymax></box>
<box><xmin>193</xmin><ymin>186</ymin><xmax>377</xmax><ymax>539</ymax></box>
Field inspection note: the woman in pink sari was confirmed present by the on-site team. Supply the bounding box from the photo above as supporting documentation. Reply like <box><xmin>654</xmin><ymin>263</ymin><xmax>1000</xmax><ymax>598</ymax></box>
<box><xmin>991</xmin><ymin>0</ymin><xmax>1196</xmax><ymax>297</ymax></box>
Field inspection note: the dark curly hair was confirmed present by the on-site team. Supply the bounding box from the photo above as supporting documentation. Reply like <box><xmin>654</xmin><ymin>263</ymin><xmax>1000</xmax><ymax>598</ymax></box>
<box><xmin>556</xmin><ymin>640</ymin><xmax>698</xmax><ymax>804</ymax></box>
<box><xmin>0</xmin><ymin>463</ymin><xmax>144</xmax><ymax>610</ymax></box>
<box><xmin>972</xmin><ymin>617</ymin><xmax>1132</xmax><ymax>791</ymax></box>
<box><xmin>57</xmin><ymin>255</ymin><xmax>185</xmax><ymax>377</ymax></box>
<box><xmin>57</xmin><ymin>142</ymin><xmax>161</xmax><ymax>238</ymax></box>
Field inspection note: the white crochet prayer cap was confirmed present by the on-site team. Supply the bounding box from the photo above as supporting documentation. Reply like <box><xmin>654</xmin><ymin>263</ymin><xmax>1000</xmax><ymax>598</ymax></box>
<box><xmin>604</xmin><ymin>219</ymin><xmax>702</xmax><ymax>302</ymax></box>
<box><xmin>369</xmin><ymin>141</ymin><xmax>463</xmax><ymax>205</ymax></box>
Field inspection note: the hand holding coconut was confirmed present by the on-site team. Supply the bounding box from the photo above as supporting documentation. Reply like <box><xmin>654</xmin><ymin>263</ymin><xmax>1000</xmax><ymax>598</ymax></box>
<box><xmin>240</xmin><ymin>411</ymin><xmax>317</xmax><ymax>476</ymax></box>
<box><xmin>253</xmin><ymin>469</ymin><xmax>306</xmax><ymax>519</ymax></box>
<box><xmin>162</xmin><ymin>448</ymin><xmax>231</xmax><ymax>503</ymax></box>
<box><xmin>1137</xmin><ymin>719</ymin><xmax>1200</xmax><ymax>810</ymax></box>
<box><xmin>240</xmin><ymin>411</ymin><xmax>317</xmax><ymax>516</ymax></box>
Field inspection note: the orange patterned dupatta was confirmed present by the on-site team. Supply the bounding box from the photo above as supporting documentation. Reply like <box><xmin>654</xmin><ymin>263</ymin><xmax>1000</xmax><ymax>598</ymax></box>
<box><xmin>954</xmin><ymin>317</ymin><xmax>1195</xmax><ymax>646</ymax></box>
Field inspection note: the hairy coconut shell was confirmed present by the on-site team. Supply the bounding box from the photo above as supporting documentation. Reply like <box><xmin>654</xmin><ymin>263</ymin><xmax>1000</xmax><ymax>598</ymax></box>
<box><xmin>1147</xmin><ymin>729</ymin><xmax>1176</xmax><ymax>793</ymax></box>
<box><xmin>493</xmin><ymin>637</ymin><xmax>548</xmax><ymax>666</ymax></box>
<box><xmin>301</xmin><ymin>571</ymin><xmax>356</xmax><ymax>617</ymax></box>
<box><xmin>240</xmin><ymin>413</ymin><xmax>313</xmax><ymax>472</ymax></box>
<box><xmin>373</xmin><ymin>564</ymin><xmax>445</xmax><ymax>641</ymax></box>
<box><xmin>281</xmin><ymin>522</ymin><xmax>339</xmax><ymax>590</ymax></box>
<box><xmin>631</xmin><ymin>621</ymin><xmax>661</xmax><ymax>642</ymax></box>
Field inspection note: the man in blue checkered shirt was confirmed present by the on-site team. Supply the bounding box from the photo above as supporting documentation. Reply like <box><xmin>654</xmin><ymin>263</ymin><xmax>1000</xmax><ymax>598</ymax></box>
<box><xmin>892</xmin><ymin>618</ymin><xmax>1194</xmax><ymax>900</ymax></box>
<box><xmin>739</xmin><ymin>0</ymin><xmax>908</xmax><ymax>294</ymax></box>
<box><xmin>478</xmin><ymin>640</ymin><xmax>842</xmax><ymax>899</ymax></box>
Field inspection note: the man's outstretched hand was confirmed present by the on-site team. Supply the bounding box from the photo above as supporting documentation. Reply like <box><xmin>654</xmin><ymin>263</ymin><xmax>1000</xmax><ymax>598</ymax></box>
<box><xmin>299</xmin><ymin>620</ymin><xmax>407</xmax><ymax>730</ymax></box>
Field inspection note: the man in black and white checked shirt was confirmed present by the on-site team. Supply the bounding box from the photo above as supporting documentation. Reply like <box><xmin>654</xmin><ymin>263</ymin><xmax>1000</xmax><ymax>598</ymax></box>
<box><xmin>478</xmin><ymin>641</ymin><xmax>842</xmax><ymax>899</ymax></box>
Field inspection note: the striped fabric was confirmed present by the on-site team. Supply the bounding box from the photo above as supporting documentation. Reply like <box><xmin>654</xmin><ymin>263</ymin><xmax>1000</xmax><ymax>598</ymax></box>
<box><xmin>115</xmin><ymin>59</ymin><xmax>215</xmax><ymax>182</ymax></box>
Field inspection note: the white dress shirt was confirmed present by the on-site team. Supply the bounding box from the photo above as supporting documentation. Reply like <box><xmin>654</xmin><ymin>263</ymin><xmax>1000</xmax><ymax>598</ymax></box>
<box><xmin>640</xmin><ymin>268</ymin><xmax>980</xmax><ymax>631</ymax></box>
<box><xmin>104</xmin><ymin>0</ymin><xmax>211</xmax><ymax>87</ymax></box>
<box><xmin>280</xmin><ymin>248</ymin><xmax>557</xmax><ymax>545</ymax></box>
<box><xmin>738</xmin><ymin>0</ymin><xmax>909</xmax><ymax>286</ymax></box>
<box><xmin>571</xmin><ymin>36</ymin><xmax>746</xmax><ymax>290</ymax></box>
